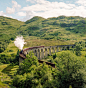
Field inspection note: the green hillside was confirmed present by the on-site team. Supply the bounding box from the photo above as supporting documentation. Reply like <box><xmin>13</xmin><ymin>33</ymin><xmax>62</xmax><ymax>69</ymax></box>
<box><xmin>1</xmin><ymin>15</ymin><xmax>86</xmax><ymax>64</ymax></box>
<box><xmin>19</xmin><ymin>16</ymin><xmax>86</xmax><ymax>40</ymax></box>
<box><xmin>1</xmin><ymin>15</ymin><xmax>86</xmax><ymax>53</ymax></box>
<box><xmin>0</xmin><ymin>16</ymin><xmax>86</xmax><ymax>88</ymax></box>
<box><xmin>0</xmin><ymin>16</ymin><xmax>25</xmax><ymax>53</ymax></box>
<box><xmin>18</xmin><ymin>16</ymin><xmax>86</xmax><ymax>47</ymax></box>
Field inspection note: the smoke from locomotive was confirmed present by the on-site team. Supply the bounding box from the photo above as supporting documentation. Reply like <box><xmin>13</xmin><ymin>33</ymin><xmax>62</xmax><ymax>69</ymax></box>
<box><xmin>14</xmin><ymin>36</ymin><xmax>26</xmax><ymax>50</ymax></box>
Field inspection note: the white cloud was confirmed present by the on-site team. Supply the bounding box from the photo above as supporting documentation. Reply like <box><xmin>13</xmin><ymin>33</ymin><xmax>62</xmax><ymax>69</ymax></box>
<box><xmin>2</xmin><ymin>0</ymin><xmax>86</xmax><ymax>21</ymax></box>
<box><xmin>17</xmin><ymin>12</ymin><xmax>26</xmax><ymax>16</ymax></box>
<box><xmin>22</xmin><ymin>4</ymin><xmax>48</xmax><ymax>11</ymax></box>
<box><xmin>0</xmin><ymin>11</ymin><xmax>13</xmax><ymax>18</ymax></box>
<box><xmin>71</xmin><ymin>5</ymin><xmax>86</xmax><ymax>18</ymax></box>
<box><xmin>6</xmin><ymin>7</ymin><xmax>15</xmax><ymax>14</ymax></box>
<box><xmin>26</xmin><ymin>0</ymin><xmax>35</xmax><ymax>3</ymax></box>
<box><xmin>21</xmin><ymin>0</ymin><xmax>86</xmax><ymax>21</ymax></box>
<box><xmin>21</xmin><ymin>11</ymin><xmax>36</xmax><ymax>21</ymax></box>
<box><xmin>26</xmin><ymin>0</ymin><xmax>49</xmax><ymax>4</ymax></box>
<box><xmin>0</xmin><ymin>11</ymin><xmax>5</xmax><ymax>16</ymax></box>
<box><xmin>22</xmin><ymin>2</ymin><xmax>76</xmax><ymax>12</ymax></box>
<box><xmin>76</xmin><ymin>0</ymin><xmax>86</xmax><ymax>6</ymax></box>
<box><xmin>12</xmin><ymin>1</ymin><xmax>21</xmax><ymax>8</ymax></box>
<box><xmin>6</xmin><ymin>1</ymin><xmax>21</xmax><ymax>14</ymax></box>
<box><xmin>36</xmin><ymin>0</ymin><xmax>50</xmax><ymax>4</ymax></box>
<box><xmin>22</xmin><ymin>0</ymin><xmax>77</xmax><ymax>21</ymax></box>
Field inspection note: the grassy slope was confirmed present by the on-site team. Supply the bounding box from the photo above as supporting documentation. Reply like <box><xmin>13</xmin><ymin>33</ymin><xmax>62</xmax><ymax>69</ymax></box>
<box><xmin>0</xmin><ymin>64</ymin><xmax>18</xmax><ymax>88</ymax></box>
<box><xmin>0</xmin><ymin>16</ymin><xmax>86</xmax><ymax>47</ymax></box>
<box><xmin>19</xmin><ymin>16</ymin><xmax>86</xmax><ymax>48</ymax></box>
<box><xmin>1</xmin><ymin>41</ymin><xmax>19</xmax><ymax>54</ymax></box>
<box><xmin>0</xmin><ymin>16</ymin><xmax>24</xmax><ymax>38</ymax></box>
<box><xmin>0</xmin><ymin>16</ymin><xmax>25</xmax><ymax>53</ymax></box>
<box><xmin>1</xmin><ymin>16</ymin><xmax>86</xmax><ymax>55</ymax></box>
<box><xmin>0</xmin><ymin>64</ymin><xmax>13</xmax><ymax>88</ymax></box>
<box><xmin>0</xmin><ymin>16</ymin><xmax>86</xmax><ymax>87</ymax></box>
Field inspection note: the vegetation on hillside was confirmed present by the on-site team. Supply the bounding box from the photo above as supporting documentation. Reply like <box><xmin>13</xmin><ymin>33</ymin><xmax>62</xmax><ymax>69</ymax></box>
<box><xmin>1</xmin><ymin>15</ymin><xmax>86</xmax><ymax>87</ymax></box>
<box><xmin>1</xmin><ymin>15</ymin><xmax>86</xmax><ymax>53</ymax></box>
<box><xmin>12</xmin><ymin>51</ymin><xmax>86</xmax><ymax>88</ymax></box>
<box><xmin>0</xmin><ymin>16</ymin><xmax>25</xmax><ymax>53</ymax></box>
<box><xmin>0</xmin><ymin>41</ymin><xmax>86</xmax><ymax>87</ymax></box>
<box><xmin>19</xmin><ymin>16</ymin><xmax>86</xmax><ymax>40</ymax></box>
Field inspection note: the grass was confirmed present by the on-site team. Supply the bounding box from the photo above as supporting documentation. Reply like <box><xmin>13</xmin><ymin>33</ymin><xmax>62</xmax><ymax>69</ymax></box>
<box><xmin>24</xmin><ymin>36</ymin><xmax>74</xmax><ymax>48</ymax></box>
<box><xmin>2</xmin><ymin>33</ymin><xmax>86</xmax><ymax>54</ymax></box>
<box><xmin>0</xmin><ymin>64</ymin><xmax>11</xmax><ymax>88</ymax></box>
<box><xmin>1</xmin><ymin>41</ymin><xmax>19</xmax><ymax>55</ymax></box>
<box><xmin>9</xmin><ymin>65</ymin><xmax>19</xmax><ymax>77</ymax></box>
<box><xmin>0</xmin><ymin>81</ymin><xmax>10</xmax><ymax>88</ymax></box>
<box><xmin>0</xmin><ymin>64</ymin><xmax>18</xmax><ymax>88</ymax></box>
<box><xmin>2</xmin><ymin>65</ymin><xmax>14</xmax><ymax>74</ymax></box>
<box><xmin>81</xmin><ymin>51</ymin><xmax>86</xmax><ymax>57</ymax></box>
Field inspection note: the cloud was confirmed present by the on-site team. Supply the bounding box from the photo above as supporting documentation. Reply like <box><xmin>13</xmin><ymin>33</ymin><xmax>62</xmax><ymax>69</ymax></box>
<box><xmin>0</xmin><ymin>11</ymin><xmax>5</xmax><ymax>16</ymax></box>
<box><xmin>21</xmin><ymin>0</ymin><xmax>86</xmax><ymax>21</ymax></box>
<box><xmin>71</xmin><ymin>5</ymin><xmax>86</xmax><ymax>18</ymax></box>
<box><xmin>26</xmin><ymin>0</ymin><xmax>35</xmax><ymax>3</ymax></box>
<box><xmin>26</xmin><ymin>0</ymin><xmax>49</xmax><ymax>4</ymax></box>
<box><xmin>76</xmin><ymin>0</ymin><xmax>86</xmax><ymax>6</ymax></box>
<box><xmin>22</xmin><ymin>2</ymin><xmax>75</xmax><ymax>12</ymax></box>
<box><xmin>6</xmin><ymin>1</ymin><xmax>21</xmax><ymax>14</ymax></box>
<box><xmin>6</xmin><ymin>7</ymin><xmax>15</xmax><ymax>14</ymax></box>
<box><xmin>22</xmin><ymin>0</ymin><xmax>76</xmax><ymax>20</ymax></box>
<box><xmin>2</xmin><ymin>0</ymin><xmax>86</xmax><ymax>21</ymax></box>
<box><xmin>21</xmin><ymin>11</ymin><xmax>36</xmax><ymax>21</ymax></box>
<box><xmin>0</xmin><ymin>11</ymin><xmax>13</xmax><ymax>18</ymax></box>
<box><xmin>17</xmin><ymin>12</ymin><xmax>26</xmax><ymax>16</ymax></box>
<box><xmin>12</xmin><ymin>1</ymin><xmax>21</xmax><ymax>8</ymax></box>
<box><xmin>22</xmin><ymin>4</ymin><xmax>48</xmax><ymax>12</ymax></box>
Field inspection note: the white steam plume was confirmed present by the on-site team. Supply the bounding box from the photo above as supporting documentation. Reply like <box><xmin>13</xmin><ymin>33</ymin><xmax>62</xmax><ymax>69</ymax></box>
<box><xmin>14</xmin><ymin>36</ymin><xmax>26</xmax><ymax>50</ymax></box>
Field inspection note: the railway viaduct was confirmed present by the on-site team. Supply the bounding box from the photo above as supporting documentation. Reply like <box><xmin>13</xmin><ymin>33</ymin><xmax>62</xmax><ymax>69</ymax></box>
<box><xmin>19</xmin><ymin>44</ymin><xmax>75</xmax><ymax>67</ymax></box>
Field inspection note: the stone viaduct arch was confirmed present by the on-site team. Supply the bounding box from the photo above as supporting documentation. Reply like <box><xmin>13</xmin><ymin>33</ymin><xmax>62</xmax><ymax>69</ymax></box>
<box><xmin>19</xmin><ymin>44</ymin><xmax>75</xmax><ymax>67</ymax></box>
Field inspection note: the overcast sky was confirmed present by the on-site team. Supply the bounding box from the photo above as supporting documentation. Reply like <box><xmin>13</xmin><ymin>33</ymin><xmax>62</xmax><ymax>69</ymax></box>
<box><xmin>0</xmin><ymin>0</ymin><xmax>86</xmax><ymax>21</ymax></box>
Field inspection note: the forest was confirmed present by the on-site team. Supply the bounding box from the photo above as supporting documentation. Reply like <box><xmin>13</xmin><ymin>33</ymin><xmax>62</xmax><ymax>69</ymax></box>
<box><xmin>0</xmin><ymin>16</ymin><xmax>86</xmax><ymax>88</ymax></box>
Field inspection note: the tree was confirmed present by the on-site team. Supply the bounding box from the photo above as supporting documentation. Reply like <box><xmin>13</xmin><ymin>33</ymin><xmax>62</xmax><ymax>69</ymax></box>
<box><xmin>13</xmin><ymin>51</ymin><xmax>86</xmax><ymax>88</ymax></box>
<box><xmin>75</xmin><ymin>45</ymin><xmax>81</xmax><ymax>56</ymax></box>
<box><xmin>74</xmin><ymin>41</ymin><xmax>85</xmax><ymax>56</ymax></box>
<box><xmin>17</xmin><ymin>52</ymin><xmax>39</xmax><ymax>75</ymax></box>
<box><xmin>54</xmin><ymin>51</ymin><xmax>86</xmax><ymax>88</ymax></box>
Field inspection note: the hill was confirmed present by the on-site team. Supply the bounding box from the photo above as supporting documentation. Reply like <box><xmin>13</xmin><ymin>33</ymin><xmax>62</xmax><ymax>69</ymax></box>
<box><xmin>19</xmin><ymin>16</ymin><xmax>86</xmax><ymax>38</ymax></box>
<box><xmin>0</xmin><ymin>16</ymin><xmax>86</xmax><ymax>88</ymax></box>
<box><xmin>1</xmin><ymin>15</ymin><xmax>86</xmax><ymax>53</ymax></box>
<box><xmin>0</xmin><ymin>16</ymin><xmax>25</xmax><ymax>53</ymax></box>
<box><xmin>18</xmin><ymin>16</ymin><xmax>86</xmax><ymax>47</ymax></box>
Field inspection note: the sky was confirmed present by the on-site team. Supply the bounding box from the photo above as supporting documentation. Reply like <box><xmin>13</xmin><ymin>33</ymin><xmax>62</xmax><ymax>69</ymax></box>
<box><xmin>0</xmin><ymin>0</ymin><xmax>86</xmax><ymax>21</ymax></box>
